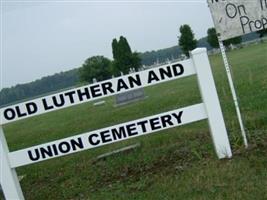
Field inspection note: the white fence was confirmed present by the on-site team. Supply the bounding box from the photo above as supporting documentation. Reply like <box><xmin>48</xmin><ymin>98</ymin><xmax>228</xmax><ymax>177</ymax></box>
<box><xmin>0</xmin><ymin>48</ymin><xmax>232</xmax><ymax>200</ymax></box>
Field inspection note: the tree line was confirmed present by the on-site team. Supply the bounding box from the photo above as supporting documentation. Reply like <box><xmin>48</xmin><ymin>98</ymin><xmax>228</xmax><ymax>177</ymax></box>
<box><xmin>1</xmin><ymin>26</ymin><xmax>266</xmax><ymax>107</ymax></box>
<box><xmin>179</xmin><ymin>25</ymin><xmax>267</xmax><ymax>56</ymax></box>
<box><xmin>0</xmin><ymin>69</ymin><xmax>79</xmax><ymax>107</ymax></box>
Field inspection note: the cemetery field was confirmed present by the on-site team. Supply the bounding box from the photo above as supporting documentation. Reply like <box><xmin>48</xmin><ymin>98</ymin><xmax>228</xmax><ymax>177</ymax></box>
<box><xmin>3</xmin><ymin>42</ymin><xmax>267</xmax><ymax>199</ymax></box>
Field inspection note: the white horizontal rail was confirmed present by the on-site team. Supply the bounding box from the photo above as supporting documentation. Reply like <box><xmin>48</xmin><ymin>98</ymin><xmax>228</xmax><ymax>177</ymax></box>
<box><xmin>0</xmin><ymin>59</ymin><xmax>195</xmax><ymax>125</ymax></box>
<box><xmin>9</xmin><ymin>103</ymin><xmax>207</xmax><ymax>168</ymax></box>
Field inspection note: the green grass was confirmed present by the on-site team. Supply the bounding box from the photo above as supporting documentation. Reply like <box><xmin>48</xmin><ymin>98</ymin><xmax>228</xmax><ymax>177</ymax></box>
<box><xmin>2</xmin><ymin>42</ymin><xmax>267</xmax><ymax>200</ymax></box>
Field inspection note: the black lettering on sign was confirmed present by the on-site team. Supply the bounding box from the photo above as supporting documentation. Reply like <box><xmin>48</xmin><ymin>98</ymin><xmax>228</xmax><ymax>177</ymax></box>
<box><xmin>126</xmin><ymin>123</ymin><xmax>138</xmax><ymax>136</ymax></box>
<box><xmin>172</xmin><ymin>64</ymin><xmax>184</xmax><ymax>76</ymax></box>
<box><xmin>262</xmin><ymin>17</ymin><xmax>267</xmax><ymax>29</ymax></box>
<box><xmin>225</xmin><ymin>3</ymin><xmax>237</xmax><ymax>19</ymax></box>
<box><xmin>101</xmin><ymin>82</ymin><xmax>115</xmax><ymax>95</ymax></box>
<box><xmin>58</xmin><ymin>141</ymin><xmax>72</xmax><ymax>153</ymax></box>
<box><xmin>42</xmin><ymin>98</ymin><xmax>54</xmax><ymax>111</ymax></box>
<box><xmin>255</xmin><ymin>20</ymin><xmax>262</xmax><ymax>29</ymax></box>
<box><xmin>100</xmin><ymin>130</ymin><xmax>112</xmax><ymax>143</ymax></box>
<box><xmin>69</xmin><ymin>138</ymin><xmax>84</xmax><ymax>150</ymax></box>
<box><xmin>240</xmin><ymin>16</ymin><xmax>267</xmax><ymax>34</ymax></box>
<box><xmin>147</xmin><ymin>71</ymin><xmax>160</xmax><ymax>84</ymax></box>
<box><xmin>260</xmin><ymin>0</ymin><xmax>267</xmax><ymax>10</ymax></box>
<box><xmin>3</xmin><ymin>102</ymin><xmax>38</xmax><ymax>121</ymax></box>
<box><xmin>159</xmin><ymin>66</ymin><xmax>172</xmax><ymax>80</ymax></box>
<box><xmin>88</xmin><ymin>133</ymin><xmax>100</xmax><ymax>146</ymax></box>
<box><xmin>52</xmin><ymin>144</ymin><xmax>59</xmax><ymax>156</ymax></box>
<box><xmin>84</xmin><ymin>111</ymin><xmax>185</xmax><ymax>149</ymax></box>
<box><xmin>128</xmin><ymin>74</ymin><xmax>142</xmax><ymax>88</ymax></box>
<box><xmin>117</xmin><ymin>79</ymin><xmax>129</xmax><ymax>92</ymax></box>
<box><xmin>160</xmin><ymin>115</ymin><xmax>173</xmax><ymax>128</ymax></box>
<box><xmin>111</xmin><ymin>127</ymin><xmax>127</xmax><ymax>140</ymax></box>
<box><xmin>149</xmin><ymin>117</ymin><xmax>161</xmax><ymax>131</ymax></box>
<box><xmin>240</xmin><ymin>16</ymin><xmax>250</xmax><ymax>33</ymax></box>
<box><xmin>25</xmin><ymin>102</ymin><xmax>38</xmax><ymax>115</ymax></box>
<box><xmin>40</xmin><ymin>146</ymin><xmax>53</xmax><ymax>158</ymax></box>
<box><xmin>90</xmin><ymin>84</ymin><xmax>102</xmax><ymax>98</ymax></box>
<box><xmin>147</xmin><ymin>63</ymin><xmax>184</xmax><ymax>84</ymax></box>
<box><xmin>172</xmin><ymin>111</ymin><xmax>183</xmax><ymax>124</ymax></box>
<box><xmin>15</xmin><ymin>106</ymin><xmax>27</xmax><ymax>118</ymax></box>
<box><xmin>77</xmin><ymin>87</ymin><xmax>90</xmax><ymax>101</ymax></box>
<box><xmin>237</xmin><ymin>5</ymin><xmax>247</xmax><ymax>16</ymax></box>
<box><xmin>27</xmin><ymin>137</ymin><xmax>84</xmax><ymax>161</ymax></box>
<box><xmin>3</xmin><ymin>108</ymin><xmax>16</xmax><ymax>120</ymax></box>
<box><xmin>64</xmin><ymin>91</ymin><xmax>76</xmax><ymax>104</ymax></box>
<box><xmin>52</xmin><ymin>94</ymin><xmax>65</xmax><ymax>107</ymax></box>
<box><xmin>136</xmin><ymin>120</ymin><xmax>148</xmax><ymax>132</ymax></box>
<box><xmin>28</xmin><ymin>149</ymin><xmax>40</xmax><ymax>161</ymax></box>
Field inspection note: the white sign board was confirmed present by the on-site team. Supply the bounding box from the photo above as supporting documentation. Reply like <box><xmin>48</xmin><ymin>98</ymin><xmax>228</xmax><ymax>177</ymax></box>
<box><xmin>0</xmin><ymin>60</ymin><xmax>194</xmax><ymax>125</ymax></box>
<box><xmin>9</xmin><ymin>103</ymin><xmax>207</xmax><ymax>168</ymax></box>
<box><xmin>0</xmin><ymin>48</ymin><xmax>232</xmax><ymax>200</ymax></box>
<box><xmin>208</xmin><ymin>0</ymin><xmax>267</xmax><ymax>40</ymax></box>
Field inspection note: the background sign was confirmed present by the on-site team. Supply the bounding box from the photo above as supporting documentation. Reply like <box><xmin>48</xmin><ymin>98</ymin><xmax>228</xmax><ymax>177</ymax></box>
<box><xmin>208</xmin><ymin>0</ymin><xmax>267</xmax><ymax>40</ymax></box>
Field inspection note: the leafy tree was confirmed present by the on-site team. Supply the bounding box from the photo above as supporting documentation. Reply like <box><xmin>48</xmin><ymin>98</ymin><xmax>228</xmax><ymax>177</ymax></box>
<box><xmin>207</xmin><ymin>28</ymin><xmax>219</xmax><ymax>48</ymax></box>
<box><xmin>257</xmin><ymin>29</ymin><xmax>267</xmax><ymax>39</ymax></box>
<box><xmin>112</xmin><ymin>39</ymin><xmax>119</xmax><ymax>61</ymax></box>
<box><xmin>79</xmin><ymin>56</ymin><xmax>111</xmax><ymax>83</ymax></box>
<box><xmin>178</xmin><ymin>24</ymin><xmax>197</xmax><ymax>57</ymax></box>
<box><xmin>223</xmin><ymin>36</ymin><xmax>242</xmax><ymax>47</ymax></box>
<box><xmin>206</xmin><ymin>27</ymin><xmax>242</xmax><ymax>48</ymax></box>
<box><xmin>112</xmin><ymin>36</ymin><xmax>141</xmax><ymax>75</ymax></box>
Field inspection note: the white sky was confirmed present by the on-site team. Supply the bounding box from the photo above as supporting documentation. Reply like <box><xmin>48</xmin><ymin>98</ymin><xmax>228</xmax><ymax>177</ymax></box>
<box><xmin>1</xmin><ymin>0</ymin><xmax>214</xmax><ymax>88</ymax></box>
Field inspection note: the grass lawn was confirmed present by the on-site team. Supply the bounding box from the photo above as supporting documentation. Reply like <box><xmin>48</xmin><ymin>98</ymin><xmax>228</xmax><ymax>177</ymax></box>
<box><xmin>2</xmin><ymin>42</ymin><xmax>267</xmax><ymax>199</ymax></box>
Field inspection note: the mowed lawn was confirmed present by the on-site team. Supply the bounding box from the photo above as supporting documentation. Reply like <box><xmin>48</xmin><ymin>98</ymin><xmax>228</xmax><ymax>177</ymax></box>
<box><xmin>3</xmin><ymin>42</ymin><xmax>267</xmax><ymax>200</ymax></box>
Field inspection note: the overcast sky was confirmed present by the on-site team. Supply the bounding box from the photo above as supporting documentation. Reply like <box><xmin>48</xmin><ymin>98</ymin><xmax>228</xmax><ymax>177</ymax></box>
<box><xmin>1</xmin><ymin>0</ymin><xmax>214</xmax><ymax>88</ymax></box>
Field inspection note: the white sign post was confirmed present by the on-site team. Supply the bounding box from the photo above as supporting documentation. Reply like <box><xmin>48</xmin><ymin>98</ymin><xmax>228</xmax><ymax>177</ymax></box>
<box><xmin>0</xmin><ymin>126</ymin><xmax>25</xmax><ymax>200</ymax></box>
<box><xmin>191</xmin><ymin>49</ymin><xmax>232</xmax><ymax>157</ymax></box>
<box><xmin>0</xmin><ymin>48</ymin><xmax>231</xmax><ymax>200</ymax></box>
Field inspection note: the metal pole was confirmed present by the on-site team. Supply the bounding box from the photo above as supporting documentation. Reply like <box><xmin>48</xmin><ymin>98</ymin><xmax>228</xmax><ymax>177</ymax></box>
<box><xmin>218</xmin><ymin>39</ymin><xmax>248</xmax><ymax>148</ymax></box>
